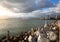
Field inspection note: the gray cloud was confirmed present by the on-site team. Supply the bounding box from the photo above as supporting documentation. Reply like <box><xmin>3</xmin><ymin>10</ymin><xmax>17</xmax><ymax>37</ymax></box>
<box><xmin>27</xmin><ymin>1</ymin><xmax>60</xmax><ymax>18</ymax></box>
<box><xmin>35</xmin><ymin>0</ymin><xmax>54</xmax><ymax>8</ymax></box>
<box><xmin>0</xmin><ymin>0</ymin><xmax>60</xmax><ymax>19</ymax></box>
<box><xmin>0</xmin><ymin>0</ymin><xmax>54</xmax><ymax>13</ymax></box>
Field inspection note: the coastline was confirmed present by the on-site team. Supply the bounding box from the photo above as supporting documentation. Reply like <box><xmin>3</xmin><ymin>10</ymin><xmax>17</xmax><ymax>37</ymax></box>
<box><xmin>0</xmin><ymin>20</ymin><xmax>59</xmax><ymax>42</ymax></box>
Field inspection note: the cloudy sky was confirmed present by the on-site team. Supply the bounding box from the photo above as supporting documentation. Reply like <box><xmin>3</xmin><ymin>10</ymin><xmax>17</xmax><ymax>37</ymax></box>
<box><xmin>0</xmin><ymin>0</ymin><xmax>60</xmax><ymax>19</ymax></box>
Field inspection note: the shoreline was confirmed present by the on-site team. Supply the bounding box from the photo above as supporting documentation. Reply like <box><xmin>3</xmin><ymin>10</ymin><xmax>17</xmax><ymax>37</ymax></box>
<box><xmin>0</xmin><ymin>20</ymin><xmax>59</xmax><ymax>42</ymax></box>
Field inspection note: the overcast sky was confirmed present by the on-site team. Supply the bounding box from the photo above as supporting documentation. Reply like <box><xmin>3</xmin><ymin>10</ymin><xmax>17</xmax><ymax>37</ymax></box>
<box><xmin>0</xmin><ymin>0</ymin><xmax>60</xmax><ymax>19</ymax></box>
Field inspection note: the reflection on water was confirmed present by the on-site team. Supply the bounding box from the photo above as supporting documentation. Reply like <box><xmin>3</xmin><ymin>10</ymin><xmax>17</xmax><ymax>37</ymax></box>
<box><xmin>0</xmin><ymin>20</ymin><xmax>9</xmax><ymax>35</ymax></box>
<box><xmin>0</xmin><ymin>20</ymin><xmax>8</xmax><ymax>30</ymax></box>
<box><xmin>0</xmin><ymin>19</ymin><xmax>55</xmax><ymax>36</ymax></box>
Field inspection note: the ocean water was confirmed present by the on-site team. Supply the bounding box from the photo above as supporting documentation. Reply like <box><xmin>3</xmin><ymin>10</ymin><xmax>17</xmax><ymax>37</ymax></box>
<box><xmin>0</xmin><ymin>19</ymin><xmax>55</xmax><ymax>37</ymax></box>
